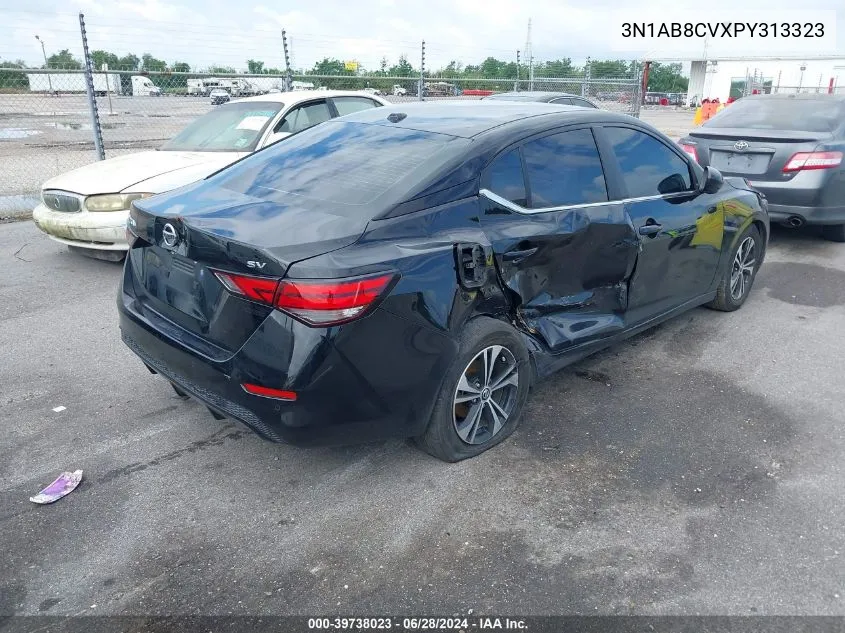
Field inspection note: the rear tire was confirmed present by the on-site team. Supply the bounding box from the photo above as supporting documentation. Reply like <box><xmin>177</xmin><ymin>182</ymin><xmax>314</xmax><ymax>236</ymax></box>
<box><xmin>706</xmin><ymin>225</ymin><xmax>762</xmax><ymax>312</ymax></box>
<box><xmin>822</xmin><ymin>224</ymin><xmax>845</xmax><ymax>243</ymax></box>
<box><xmin>415</xmin><ymin>317</ymin><xmax>531</xmax><ymax>462</ymax></box>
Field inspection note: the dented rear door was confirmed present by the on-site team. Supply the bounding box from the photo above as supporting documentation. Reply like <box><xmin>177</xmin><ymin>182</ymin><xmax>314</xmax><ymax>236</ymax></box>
<box><xmin>478</xmin><ymin>127</ymin><xmax>639</xmax><ymax>353</ymax></box>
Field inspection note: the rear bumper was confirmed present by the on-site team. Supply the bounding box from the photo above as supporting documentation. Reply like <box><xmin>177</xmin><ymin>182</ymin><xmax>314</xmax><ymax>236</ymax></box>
<box><xmin>32</xmin><ymin>203</ymin><xmax>129</xmax><ymax>250</ymax></box>
<box><xmin>117</xmin><ymin>268</ymin><xmax>454</xmax><ymax>446</ymax></box>
<box><xmin>766</xmin><ymin>203</ymin><xmax>845</xmax><ymax>226</ymax></box>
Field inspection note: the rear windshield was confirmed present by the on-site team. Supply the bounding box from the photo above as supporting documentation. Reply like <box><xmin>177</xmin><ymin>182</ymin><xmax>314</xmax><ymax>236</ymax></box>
<box><xmin>212</xmin><ymin>121</ymin><xmax>468</xmax><ymax>208</ymax></box>
<box><xmin>704</xmin><ymin>98</ymin><xmax>845</xmax><ymax>133</ymax></box>
<box><xmin>484</xmin><ymin>94</ymin><xmax>542</xmax><ymax>101</ymax></box>
<box><xmin>161</xmin><ymin>101</ymin><xmax>283</xmax><ymax>152</ymax></box>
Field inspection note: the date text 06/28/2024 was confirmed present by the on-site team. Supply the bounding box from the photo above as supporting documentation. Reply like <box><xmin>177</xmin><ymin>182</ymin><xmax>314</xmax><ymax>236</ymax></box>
<box><xmin>621</xmin><ymin>22</ymin><xmax>825</xmax><ymax>38</ymax></box>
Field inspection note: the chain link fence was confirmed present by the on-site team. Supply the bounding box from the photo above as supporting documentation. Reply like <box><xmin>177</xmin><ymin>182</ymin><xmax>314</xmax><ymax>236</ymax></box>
<box><xmin>0</xmin><ymin>11</ymin><xmax>642</xmax><ymax>214</ymax></box>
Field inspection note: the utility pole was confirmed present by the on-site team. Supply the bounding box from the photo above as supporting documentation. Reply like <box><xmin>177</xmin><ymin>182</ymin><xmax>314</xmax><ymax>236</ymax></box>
<box><xmin>515</xmin><ymin>50</ymin><xmax>520</xmax><ymax>91</ymax></box>
<box><xmin>525</xmin><ymin>19</ymin><xmax>534</xmax><ymax>91</ymax></box>
<box><xmin>34</xmin><ymin>35</ymin><xmax>53</xmax><ymax>95</ymax></box>
<box><xmin>798</xmin><ymin>62</ymin><xmax>806</xmax><ymax>93</ymax></box>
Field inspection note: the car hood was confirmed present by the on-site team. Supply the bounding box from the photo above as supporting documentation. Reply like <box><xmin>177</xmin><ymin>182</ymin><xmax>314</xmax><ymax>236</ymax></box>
<box><xmin>42</xmin><ymin>150</ymin><xmax>248</xmax><ymax>196</ymax></box>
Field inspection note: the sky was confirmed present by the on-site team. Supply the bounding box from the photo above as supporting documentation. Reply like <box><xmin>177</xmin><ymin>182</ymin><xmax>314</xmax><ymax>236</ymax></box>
<box><xmin>0</xmin><ymin>0</ymin><xmax>843</xmax><ymax>74</ymax></box>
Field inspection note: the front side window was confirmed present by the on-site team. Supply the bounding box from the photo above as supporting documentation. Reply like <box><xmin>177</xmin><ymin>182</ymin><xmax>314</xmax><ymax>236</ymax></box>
<box><xmin>275</xmin><ymin>101</ymin><xmax>332</xmax><ymax>134</ymax></box>
<box><xmin>522</xmin><ymin>128</ymin><xmax>608</xmax><ymax>208</ymax></box>
<box><xmin>604</xmin><ymin>127</ymin><xmax>692</xmax><ymax>198</ymax></box>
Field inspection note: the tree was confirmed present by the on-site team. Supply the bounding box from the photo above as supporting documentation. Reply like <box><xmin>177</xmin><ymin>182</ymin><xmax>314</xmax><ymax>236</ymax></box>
<box><xmin>590</xmin><ymin>59</ymin><xmax>631</xmax><ymax>78</ymax></box>
<box><xmin>0</xmin><ymin>58</ymin><xmax>28</xmax><ymax>90</ymax></box>
<box><xmin>172</xmin><ymin>61</ymin><xmax>190</xmax><ymax>73</ymax></box>
<box><xmin>388</xmin><ymin>55</ymin><xmax>414</xmax><ymax>77</ymax></box>
<box><xmin>117</xmin><ymin>54</ymin><xmax>140</xmax><ymax>71</ymax></box>
<box><xmin>141</xmin><ymin>53</ymin><xmax>166</xmax><ymax>71</ymax></box>
<box><xmin>46</xmin><ymin>49</ymin><xmax>81</xmax><ymax>70</ymax></box>
<box><xmin>90</xmin><ymin>50</ymin><xmax>119</xmax><ymax>71</ymax></box>
<box><xmin>312</xmin><ymin>58</ymin><xmax>347</xmax><ymax>75</ymax></box>
<box><xmin>645</xmin><ymin>62</ymin><xmax>688</xmax><ymax>92</ymax></box>
<box><xmin>379</xmin><ymin>56</ymin><xmax>388</xmax><ymax>75</ymax></box>
<box><xmin>208</xmin><ymin>65</ymin><xmax>236</xmax><ymax>74</ymax></box>
<box><xmin>247</xmin><ymin>59</ymin><xmax>264</xmax><ymax>74</ymax></box>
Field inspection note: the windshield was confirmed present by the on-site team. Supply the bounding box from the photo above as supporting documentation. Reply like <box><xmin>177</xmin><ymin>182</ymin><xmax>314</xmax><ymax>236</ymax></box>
<box><xmin>161</xmin><ymin>101</ymin><xmax>283</xmax><ymax>152</ymax></box>
<box><xmin>212</xmin><ymin>120</ymin><xmax>469</xmax><ymax>213</ymax></box>
<box><xmin>704</xmin><ymin>98</ymin><xmax>845</xmax><ymax>133</ymax></box>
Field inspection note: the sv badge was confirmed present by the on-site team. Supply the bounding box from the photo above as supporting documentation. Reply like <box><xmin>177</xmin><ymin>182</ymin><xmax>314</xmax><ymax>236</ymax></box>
<box><xmin>247</xmin><ymin>261</ymin><xmax>267</xmax><ymax>269</ymax></box>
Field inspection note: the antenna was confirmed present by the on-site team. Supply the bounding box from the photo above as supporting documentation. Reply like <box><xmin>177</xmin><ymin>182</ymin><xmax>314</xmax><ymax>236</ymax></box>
<box><xmin>524</xmin><ymin>18</ymin><xmax>534</xmax><ymax>90</ymax></box>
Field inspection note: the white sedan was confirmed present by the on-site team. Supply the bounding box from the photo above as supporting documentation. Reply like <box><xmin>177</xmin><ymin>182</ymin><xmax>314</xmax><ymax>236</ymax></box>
<box><xmin>32</xmin><ymin>90</ymin><xmax>390</xmax><ymax>259</ymax></box>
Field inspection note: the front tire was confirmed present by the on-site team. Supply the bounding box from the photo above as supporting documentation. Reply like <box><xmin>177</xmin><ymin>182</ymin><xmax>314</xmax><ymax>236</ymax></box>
<box><xmin>822</xmin><ymin>224</ymin><xmax>845</xmax><ymax>243</ymax></box>
<box><xmin>706</xmin><ymin>225</ymin><xmax>762</xmax><ymax>312</ymax></box>
<box><xmin>415</xmin><ymin>317</ymin><xmax>531</xmax><ymax>462</ymax></box>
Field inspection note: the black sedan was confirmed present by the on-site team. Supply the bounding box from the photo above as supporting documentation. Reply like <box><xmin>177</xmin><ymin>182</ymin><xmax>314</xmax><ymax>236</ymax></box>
<box><xmin>679</xmin><ymin>93</ymin><xmax>845</xmax><ymax>241</ymax></box>
<box><xmin>119</xmin><ymin>102</ymin><xmax>769</xmax><ymax>462</ymax></box>
<box><xmin>483</xmin><ymin>91</ymin><xmax>598</xmax><ymax>108</ymax></box>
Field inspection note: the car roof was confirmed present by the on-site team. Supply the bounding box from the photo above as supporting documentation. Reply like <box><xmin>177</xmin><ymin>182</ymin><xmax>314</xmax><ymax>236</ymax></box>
<box><xmin>484</xmin><ymin>91</ymin><xmax>585</xmax><ymax>102</ymax></box>
<box><xmin>740</xmin><ymin>93</ymin><xmax>845</xmax><ymax>102</ymax></box>
<box><xmin>231</xmin><ymin>90</ymin><xmax>390</xmax><ymax>106</ymax></box>
<box><xmin>335</xmin><ymin>100</ymin><xmax>632</xmax><ymax>139</ymax></box>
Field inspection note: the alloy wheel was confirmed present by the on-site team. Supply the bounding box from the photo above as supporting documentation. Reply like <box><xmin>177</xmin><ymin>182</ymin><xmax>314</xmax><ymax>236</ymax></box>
<box><xmin>730</xmin><ymin>236</ymin><xmax>756</xmax><ymax>301</ymax></box>
<box><xmin>453</xmin><ymin>345</ymin><xmax>519</xmax><ymax>445</ymax></box>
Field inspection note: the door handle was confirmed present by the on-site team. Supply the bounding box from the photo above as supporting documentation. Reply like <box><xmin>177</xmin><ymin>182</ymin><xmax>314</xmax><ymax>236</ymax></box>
<box><xmin>638</xmin><ymin>224</ymin><xmax>663</xmax><ymax>237</ymax></box>
<box><xmin>502</xmin><ymin>247</ymin><xmax>538</xmax><ymax>263</ymax></box>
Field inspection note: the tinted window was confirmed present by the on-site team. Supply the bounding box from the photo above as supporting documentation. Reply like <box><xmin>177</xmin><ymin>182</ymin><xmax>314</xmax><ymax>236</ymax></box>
<box><xmin>161</xmin><ymin>101</ymin><xmax>283</xmax><ymax>152</ymax></box>
<box><xmin>333</xmin><ymin>96</ymin><xmax>380</xmax><ymax>116</ymax></box>
<box><xmin>550</xmin><ymin>97</ymin><xmax>573</xmax><ymax>105</ymax></box>
<box><xmin>215</xmin><ymin>121</ymin><xmax>468</xmax><ymax>210</ymax></box>
<box><xmin>275</xmin><ymin>101</ymin><xmax>332</xmax><ymax>134</ymax></box>
<box><xmin>571</xmin><ymin>98</ymin><xmax>597</xmax><ymax>108</ymax></box>
<box><xmin>487</xmin><ymin>149</ymin><xmax>527</xmax><ymax>206</ymax></box>
<box><xmin>705</xmin><ymin>98</ymin><xmax>845</xmax><ymax>133</ymax></box>
<box><xmin>604</xmin><ymin>127</ymin><xmax>692</xmax><ymax>198</ymax></box>
<box><xmin>522</xmin><ymin>129</ymin><xmax>608</xmax><ymax>208</ymax></box>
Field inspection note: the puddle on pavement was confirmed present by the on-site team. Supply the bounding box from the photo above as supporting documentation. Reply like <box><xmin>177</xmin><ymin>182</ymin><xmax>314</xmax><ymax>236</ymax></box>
<box><xmin>0</xmin><ymin>128</ymin><xmax>42</xmax><ymax>139</ymax></box>
<box><xmin>43</xmin><ymin>121</ymin><xmax>127</xmax><ymax>130</ymax></box>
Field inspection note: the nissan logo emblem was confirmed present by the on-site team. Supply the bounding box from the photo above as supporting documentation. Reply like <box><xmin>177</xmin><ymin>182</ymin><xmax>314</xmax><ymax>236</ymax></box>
<box><xmin>734</xmin><ymin>141</ymin><xmax>749</xmax><ymax>151</ymax></box>
<box><xmin>162</xmin><ymin>223</ymin><xmax>179</xmax><ymax>248</ymax></box>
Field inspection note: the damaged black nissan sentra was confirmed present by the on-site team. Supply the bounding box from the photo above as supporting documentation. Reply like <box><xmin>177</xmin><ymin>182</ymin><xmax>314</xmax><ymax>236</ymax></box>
<box><xmin>119</xmin><ymin>101</ymin><xmax>769</xmax><ymax>462</ymax></box>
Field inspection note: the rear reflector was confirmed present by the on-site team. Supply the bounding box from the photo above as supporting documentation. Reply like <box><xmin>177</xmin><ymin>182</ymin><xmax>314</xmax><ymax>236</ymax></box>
<box><xmin>241</xmin><ymin>383</ymin><xmax>297</xmax><ymax>401</ymax></box>
<box><xmin>679</xmin><ymin>143</ymin><xmax>698</xmax><ymax>162</ymax></box>
<box><xmin>783</xmin><ymin>151</ymin><xmax>843</xmax><ymax>172</ymax></box>
<box><xmin>211</xmin><ymin>269</ymin><xmax>396</xmax><ymax>327</ymax></box>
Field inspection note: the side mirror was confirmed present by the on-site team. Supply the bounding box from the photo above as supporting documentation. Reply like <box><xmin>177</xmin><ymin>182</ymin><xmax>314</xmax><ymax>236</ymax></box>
<box><xmin>264</xmin><ymin>131</ymin><xmax>291</xmax><ymax>147</ymax></box>
<box><xmin>700</xmin><ymin>166</ymin><xmax>723</xmax><ymax>194</ymax></box>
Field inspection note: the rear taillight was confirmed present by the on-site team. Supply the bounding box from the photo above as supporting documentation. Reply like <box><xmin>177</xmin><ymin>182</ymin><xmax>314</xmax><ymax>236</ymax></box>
<box><xmin>212</xmin><ymin>270</ymin><xmax>396</xmax><ymax>327</ymax></box>
<box><xmin>213</xmin><ymin>271</ymin><xmax>278</xmax><ymax>304</ymax></box>
<box><xmin>782</xmin><ymin>151</ymin><xmax>843</xmax><ymax>173</ymax></box>
<box><xmin>679</xmin><ymin>142</ymin><xmax>698</xmax><ymax>162</ymax></box>
<box><xmin>241</xmin><ymin>383</ymin><xmax>297</xmax><ymax>401</ymax></box>
<box><xmin>275</xmin><ymin>274</ymin><xmax>396</xmax><ymax>326</ymax></box>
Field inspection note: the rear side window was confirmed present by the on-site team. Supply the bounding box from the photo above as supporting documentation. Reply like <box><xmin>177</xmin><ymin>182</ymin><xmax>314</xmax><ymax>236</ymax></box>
<box><xmin>487</xmin><ymin>149</ymin><xmax>527</xmax><ymax>206</ymax></box>
<box><xmin>332</xmin><ymin>96</ymin><xmax>381</xmax><ymax>116</ymax></box>
<box><xmin>705</xmin><ymin>98</ymin><xmax>845</xmax><ymax>133</ymax></box>
<box><xmin>604</xmin><ymin>127</ymin><xmax>692</xmax><ymax>198</ymax></box>
<box><xmin>522</xmin><ymin>128</ymin><xmax>608</xmax><ymax>208</ymax></box>
<box><xmin>571</xmin><ymin>98</ymin><xmax>597</xmax><ymax>108</ymax></box>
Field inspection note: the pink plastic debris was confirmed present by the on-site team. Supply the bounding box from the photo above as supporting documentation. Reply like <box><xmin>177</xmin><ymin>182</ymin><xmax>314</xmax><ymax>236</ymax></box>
<box><xmin>30</xmin><ymin>470</ymin><xmax>83</xmax><ymax>504</ymax></box>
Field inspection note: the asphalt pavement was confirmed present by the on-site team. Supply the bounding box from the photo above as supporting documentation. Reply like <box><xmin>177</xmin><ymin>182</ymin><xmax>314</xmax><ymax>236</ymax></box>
<box><xmin>1</xmin><ymin>220</ymin><xmax>843</xmax><ymax>617</ymax></box>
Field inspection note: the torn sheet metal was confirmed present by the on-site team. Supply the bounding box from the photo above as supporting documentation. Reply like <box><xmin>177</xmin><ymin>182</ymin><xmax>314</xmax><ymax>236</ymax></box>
<box><xmin>30</xmin><ymin>470</ymin><xmax>83</xmax><ymax>504</ymax></box>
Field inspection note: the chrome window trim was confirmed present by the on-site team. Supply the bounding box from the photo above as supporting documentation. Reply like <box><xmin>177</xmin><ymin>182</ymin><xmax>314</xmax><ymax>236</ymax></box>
<box><xmin>479</xmin><ymin>188</ymin><xmax>693</xmax><ymax>215</ymax></box>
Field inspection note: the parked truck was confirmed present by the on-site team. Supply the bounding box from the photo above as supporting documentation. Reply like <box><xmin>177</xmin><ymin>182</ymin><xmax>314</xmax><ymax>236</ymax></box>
<box><xmin>27</xmin><ymin>72</ymin><xmax>121</xmax><ymax>96</ymax></box>
<box><xmin>131</xmin><ymin>75</ymin><xmax>162</xmax><ymax>96</ymax></box>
